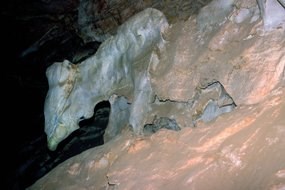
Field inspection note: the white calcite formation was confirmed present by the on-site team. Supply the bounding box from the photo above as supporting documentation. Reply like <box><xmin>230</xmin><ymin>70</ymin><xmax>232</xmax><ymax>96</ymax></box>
<box><xmin>197</xmin><ymin>0</ymin><xmax>285</xmax><ymax>31</ymax></box>
<box><xmin>257</xmin><ymin>0</ymin><xmax>285</xmax><ymax>30</ymax></box>
<box><xmin>44</xmin><ymin>8</ymin><xmax>169</xmax><ymax>151</ymax></box>
<box><xmin>30</xmin><ymin>0</ymin><xmax>285</xmax><ymax>189</ymax></box>
<box><xmin>44</xmin><ymin>0</ymin><xmax>285</xmax><ymax>153</ymax></box>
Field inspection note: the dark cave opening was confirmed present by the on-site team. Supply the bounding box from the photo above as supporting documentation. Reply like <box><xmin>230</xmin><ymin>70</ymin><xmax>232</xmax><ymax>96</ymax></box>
<box><xmin>9</xmin><ymin>101</ymin><xmax>111</xmax><ymax>190</ymax></box>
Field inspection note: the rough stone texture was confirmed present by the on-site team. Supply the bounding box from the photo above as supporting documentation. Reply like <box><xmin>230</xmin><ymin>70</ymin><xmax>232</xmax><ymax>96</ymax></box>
<box><xmin>77</xmin><ymin>0</ymin><xmax>212</xmax><ymax>42</ymax></box>
<box><xmin>196</xmin><ymin>0</ymin><xmax>235</xmax><ymax>31</ymax></box>
<box><xmin>191</xmin><ymin>81</ymin><xmax>236</xmax><ymax>124</ymax></box>
<box><xmin>44</xmin><ymin>0</ymin><xmax>284</xmax><ymax>150</ymax></box>
<box><xmin>257</xmin><ymin>0</ymin><xmax>285</xmax><ymax>30</ymax></box>
<box><xmin>44</xmin><ymin>8</ymin><xmax>169</xmax><ymax>151</ymax></box>
<box><xmin>104</xmin><ymin>95</ymin><xmax>130</xmax><ymax>142</ymax></box>
<box><xmin>28</xmin><ymin>88</ymin><xmax>285</xmax><ymax>190</ymax></box>
<box><xmin>144</xmin><ymin>116</ymin><xmax>181</xmax><ymax>135</ymax></box>
<box><xmin>151</xmin><ymin>0</ymin><xmax>285</xmax><ymax>106</ymax></box>
<box><xmin>28</xmin><ymin>0</ymin><xmax>285</xmax><ymax>189</ymax></box>
<box><xmin>7</xmin><ymin>0</ymin><xmax>284</xmax><ymax>189</ymax></box>
<box><xmin>44</xmin><ymin>7</ymin><xmax>241</xmax><ymax>152</ymax></box>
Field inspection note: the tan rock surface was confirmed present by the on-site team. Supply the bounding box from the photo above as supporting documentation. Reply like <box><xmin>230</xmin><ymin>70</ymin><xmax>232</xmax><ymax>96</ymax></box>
<box><xmin>28</xmin><ymin>1</ymin><xmax>285</xmax><ymax>189</ymax></box>
<box><xmin>28</xmin><ymin>87</ymin><xmax>285</xmax><ymax>190</ymax></box>
<box><xmin>151</xmin><ymin>13</ymin><xmax>285</xmax><ymax>105</ymax></box>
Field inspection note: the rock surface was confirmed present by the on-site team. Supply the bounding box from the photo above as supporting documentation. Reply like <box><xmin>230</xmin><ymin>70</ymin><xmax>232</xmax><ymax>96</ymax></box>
<box><xmin>28</xmin><ymin>0</ymin><xmax>285</xmax><ymax>189</ymax></box>
<box><xmin>44</xmin><ymin>8</ymin><xmax>169</xmax><ymax>151</ymax></box>
<box><xmin>8</xmin><ymin>103</ymin><xmax>110</xmax><ymax>190</ymax></box>
<box><xmin>1</xmin><ymin>1</ymin><xmax>225</xmax><ymax>189</ymax></box>
<box><xmin>28</xmin><ymin>88</ymin><xmax>285</xmax><ymax>190</ymax></box>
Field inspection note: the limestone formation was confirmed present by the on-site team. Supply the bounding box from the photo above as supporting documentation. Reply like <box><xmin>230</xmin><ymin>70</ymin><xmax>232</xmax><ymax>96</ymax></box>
<box><xmin>104</xmin><ymin>95</ymin><xmax>130</xmax><ymax>142</ymax></box>
<box><xmin>257</xmin><ymin>0</ymin><xmax>285</xmax><ymax>30</ymax></box>
<box><xmin>44</xmin><ymin>6</ymin><xmax>245</xmax><ymax>152</ymax></box>
<box><xmin>191</xmin><ymin>81</ymin><xmax>236</xmax><ymax>125</ymax></box>
<box><xmin>196</xmin><ymin>0</ymin><xmax>285</xmax><ymax>32</ymax></box>
<box><xmin>144</xmin><ymin>116</ymin><xmax>181</xmax><ymax>135</ymax></box>
<box><xmin>44</xmin><ymin>8</ymin><xmax>169</xmax><ymax>151</ymax></box>
<box><xmin>25</xmin><ymin>0</ymin><xmax>285</xmax><ymax>189</ymax></box>
<box><xmin>44</xmin><ymin>0</ymin><xmax>285</xmax><ymax>153</ymax></box>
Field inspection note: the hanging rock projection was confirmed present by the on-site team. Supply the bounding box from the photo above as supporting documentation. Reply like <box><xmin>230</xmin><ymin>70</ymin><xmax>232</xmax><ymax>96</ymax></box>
<box><xmin>44</xmin><ymin>7</ymin><xmax>240</xmax><ymax>151</ymax></box>
<box><xmin>44</xmin><ymin>8</ymin><xmax>169</xmax><ymax>151</ymax></box>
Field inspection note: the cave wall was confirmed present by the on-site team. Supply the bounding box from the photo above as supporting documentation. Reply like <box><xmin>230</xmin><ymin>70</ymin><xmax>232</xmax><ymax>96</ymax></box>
<box><xmin>3</xmin><ymin>0</ymin><xmax>285</xmax><ymax>189</ymax></box>
<box><xmin>77</xmin><ymin>0</ymin><xmax>212</xmax><ymax>42</ymax></box>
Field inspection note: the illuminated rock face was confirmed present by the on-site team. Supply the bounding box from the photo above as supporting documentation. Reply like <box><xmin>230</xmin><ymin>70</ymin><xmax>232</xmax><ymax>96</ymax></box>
<box><xmin>257</xmin><ymin>0</ymin><xmax>285</xmax><ymax>30</ymax></box>
<box><xmin>44</xmin><ymin>8</ymin><xmax>169</xmax><ymax>151</ymax></box>
<box><xmin>197</xmin><ymin>0</ymin><xmax>285</xmax><ymax>32</ymax></box>
<box><xmin>44</xmin><ymin>1</ymin><xmax>285</xmax><ymax>152</ymax></box>
<box><xmin>29</xmin><ymin>0</ymin><xmax>285</xmax><ymax>189</ymax></box>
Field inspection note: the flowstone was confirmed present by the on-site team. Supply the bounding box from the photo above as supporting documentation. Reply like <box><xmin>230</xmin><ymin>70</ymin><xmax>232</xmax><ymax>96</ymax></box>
<box><xmin>44</xmin><ymin>8</ymin><xmax>169</xmax><ymax>151</ymax></box>
<box><xmin>44</xmin><ymin>8</ymin><xmax>238</xmax><ymax>152</ymax></box>
<box><xmin>257</xmin><ymin>0</ymin><xmax>285</xmax><ymax>30</ymax></box>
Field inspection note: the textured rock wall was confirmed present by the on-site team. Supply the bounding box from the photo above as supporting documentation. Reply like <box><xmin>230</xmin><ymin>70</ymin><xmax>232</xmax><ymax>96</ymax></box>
<box><xmin>257</xmin><ymin>0</ymin><xmax>285</xmax><ymax>30</ymax></box>
<box><xmin>28</xmin><ymin>0</ymin><xmax>285</xmax><ymax>189</ymax></box>
<box><xmin>44</xmin><ymin>8</ymin><xmax>169</xmax><ymax>151</ymax></box>
<box><xmin>78</xmin><ymin>0</ymin><xmax>212</xmax><ymax>42</ymax></box>
<box><xmin>44</xmin><ymin>0</ymin><xmax>285</xmax><ymax>151</ymax></box>
<box><xmin>151</xmin><ymin>0</ymin><xmax>285</xmax><ymax>105</ymax></box>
